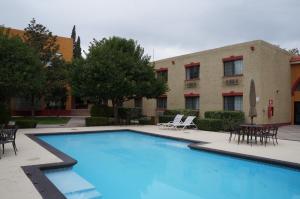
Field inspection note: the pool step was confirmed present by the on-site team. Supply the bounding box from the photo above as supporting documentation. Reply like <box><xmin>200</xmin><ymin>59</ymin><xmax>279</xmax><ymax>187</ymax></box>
<box><xmin>44</xmin><ymin>168</ymin><xmax>101</xmax><ymax>199</ymax></box>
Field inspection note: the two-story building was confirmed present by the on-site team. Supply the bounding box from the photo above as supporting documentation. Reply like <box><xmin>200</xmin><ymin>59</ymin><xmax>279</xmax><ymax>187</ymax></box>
<box><xmin>126</xmin><ymin>40</ymin><xmax>295</xmax><ymax>125</ymax></box>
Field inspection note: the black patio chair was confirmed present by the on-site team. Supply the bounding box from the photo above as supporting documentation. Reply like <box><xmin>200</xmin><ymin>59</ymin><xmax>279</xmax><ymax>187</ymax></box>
<box><xmin>229</xmin><ymin>126</ymin><xmax>241</xmax><ymax>142</ymax></box>
<box><xmin>264</xmin><ymin>125</ymin><xmax>278</xmax><ymax>146</ymax></box>
<box><xmin>1</xmin><ymin>125</ymin><xmax>18</xmax><ymax>157</ymax></box>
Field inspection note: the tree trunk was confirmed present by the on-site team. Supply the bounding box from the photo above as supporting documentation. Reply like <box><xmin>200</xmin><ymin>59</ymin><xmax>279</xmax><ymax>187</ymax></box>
<box><xmin>113</xmin><ymin>100</ymin><xmax>119</xmax><ymax>125</ymax></box>
<box><xmin>31</xmin><ymin>94</ymin><xmax>35</xmax><ymax>116</ymax></box>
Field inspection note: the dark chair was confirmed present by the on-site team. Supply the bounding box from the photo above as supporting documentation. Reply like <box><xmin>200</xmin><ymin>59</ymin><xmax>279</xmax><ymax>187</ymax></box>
<box><xmin>0</xmin><ymin>125</ymin><xmax>18</xmax><ymax>157</ymax></box>
<box><xmin>229</xmin><ymin>127</ymin><xmax>241</xmax><ymax>142</ymax></box>
<box><xmin>264</xmin><ymin>125</ymin><xmax>278</xmax><ymax>146</ymax></box>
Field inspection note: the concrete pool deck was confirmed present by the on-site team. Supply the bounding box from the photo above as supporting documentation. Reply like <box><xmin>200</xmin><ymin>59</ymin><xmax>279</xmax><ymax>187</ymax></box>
<box><xmin>1</xmin><ymin>125</ymin><xmax>300</xmax><ymax>199</ymax></box>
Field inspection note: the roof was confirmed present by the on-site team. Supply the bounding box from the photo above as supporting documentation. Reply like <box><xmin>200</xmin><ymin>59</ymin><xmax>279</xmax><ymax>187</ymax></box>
<box><xmin>154</xmin><ymin>40</ymin><xmax>291</xmax><ymax>63</ymax></box>
<box><xmin>290</xmin><ymin>56</ymin><xmax>300</xmax><ymax>64</ymax></box>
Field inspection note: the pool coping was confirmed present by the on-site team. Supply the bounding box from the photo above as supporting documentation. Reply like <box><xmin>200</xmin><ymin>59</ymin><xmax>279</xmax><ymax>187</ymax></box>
<box><xmin>22</xmin><ymin>129</ymin><xmax>300</xmax><ymax>199</ymax></box>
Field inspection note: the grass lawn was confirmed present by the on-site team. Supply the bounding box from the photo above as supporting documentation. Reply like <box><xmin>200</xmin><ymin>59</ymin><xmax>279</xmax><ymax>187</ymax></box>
<box><xmin>12</xmin><ymin>117</ymin><xmax>71</xmax><ymax>125</ymax></box>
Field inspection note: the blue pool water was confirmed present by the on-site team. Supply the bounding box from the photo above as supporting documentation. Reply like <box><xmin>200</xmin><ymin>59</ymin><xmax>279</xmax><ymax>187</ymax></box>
<box><xmin>39</xmin><ymin>131</ymin><xmax>300</xmax><ymax>199</ymax></box>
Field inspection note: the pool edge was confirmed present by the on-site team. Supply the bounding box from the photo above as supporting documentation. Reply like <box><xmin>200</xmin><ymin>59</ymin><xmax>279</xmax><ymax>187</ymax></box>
<box><xmin>22</xmin><ymin>129</ymin><xmax>300</xmax><ymax>199</ymax></box>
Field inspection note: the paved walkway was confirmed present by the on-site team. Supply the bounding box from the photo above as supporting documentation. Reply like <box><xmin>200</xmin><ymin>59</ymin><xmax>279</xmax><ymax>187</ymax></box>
<box><xmin>1</xmin><ymin>126</ymin><xmax>300</xmax><ymax>199</ymax></box>
<box><xmin>36</xmin><ymin>117</ymin><xmax>86</xmax><ymax>128</ymax></box>
<box><xmin>278</xmin><ymin>125</ymin><xmax>300</xmax><ymax>141</ymax></box>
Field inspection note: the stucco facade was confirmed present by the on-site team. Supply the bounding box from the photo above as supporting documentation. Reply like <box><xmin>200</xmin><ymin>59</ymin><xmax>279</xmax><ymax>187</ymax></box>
<box><xmin>291</xmin><ymin>56</ymin><xmax>300</xmax><ymax>124</ymax></box>
<box><xmin>131</xmin><ymin>40</ymin><xmax>292</xmax><ymax>124</ymax></box>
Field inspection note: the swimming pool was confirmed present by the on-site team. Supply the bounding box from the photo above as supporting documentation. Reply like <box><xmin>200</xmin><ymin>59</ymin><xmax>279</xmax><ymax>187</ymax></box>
<box><xmin>39</xmin><ymin>131</ymin><xmax>300</xmax><ymax>199</ymax></box>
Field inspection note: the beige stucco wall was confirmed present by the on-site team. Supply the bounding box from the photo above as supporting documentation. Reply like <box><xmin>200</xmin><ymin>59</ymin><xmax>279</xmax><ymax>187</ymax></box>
<box><xmin>126</xmin><ymin>40</ymin><xmax>292</xmax><ymax>124</ymax></box>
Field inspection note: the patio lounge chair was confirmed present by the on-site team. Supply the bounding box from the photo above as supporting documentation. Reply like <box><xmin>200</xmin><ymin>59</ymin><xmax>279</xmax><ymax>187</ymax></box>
<box><xmin>170</xmin><ymin>116</ymin><xmax>197</xmax><ymax>129</ymax></box>
<box><xmin>0</xmin><ymin>125</ymin><xmax>18</xmax><ymax>158</ymax></box>
<box><xmin>157</xmin><ymin>114</ymin><xmax>184</xmax><ymax>128</ymax></box>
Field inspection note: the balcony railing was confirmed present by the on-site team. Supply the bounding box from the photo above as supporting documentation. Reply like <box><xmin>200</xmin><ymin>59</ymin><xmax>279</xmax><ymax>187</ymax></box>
<box><xmin>184</xmin><ymin>79</ymin><xmax>199</xmax><ymax>89</ymax></box>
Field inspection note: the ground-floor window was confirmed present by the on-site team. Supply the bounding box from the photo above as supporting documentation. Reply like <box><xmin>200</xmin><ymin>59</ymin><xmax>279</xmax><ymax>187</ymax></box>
<box><xmin>157</xmin><ymin>97</ymin><xmax>167</xmax><ymax>109</ymax></box>
<box><xmin>185</xmin><ymin>96</ymin><xmax>199</xmax><ymax>110</ymax></box>
<box><xmin>224</xmin><ymin>96</ymin><xmax>243</xmax><ymax>111</ymax></box>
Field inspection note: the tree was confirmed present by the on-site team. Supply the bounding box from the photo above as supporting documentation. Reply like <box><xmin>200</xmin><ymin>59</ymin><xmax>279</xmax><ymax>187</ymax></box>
<box><xmin>0</xmin><ymin>27</ymin><xmax>44</xmax><ymax>116</ymax></box>
<box><xmin>74</xmin><ymin>36</ymin><xmax>82</xmax><ymax>58</ymax></box>
<box><xmin>289</xmin><ymin>48</ymin><xmax>300</xmax><ymax>55</ymax></box>
<box><xmin>71</xmin><ymin>25</ymin><xmax>82</xmax><ymax>59</ymax></box>
<box><xmin>44</xmin><ymin>57</ymin><xmax>69</xmax><ymax>109</ymax></box>
<box><xmin>71</xmin><ymin>36</ymin><xmax>167</xmax><ymax>123</ymax></box>
<box><xmin>24</xmin><ymin>18</ymin><xmax>59</xmax><ymax>64</ymax></box>
<box><xmin>71</xmin><ymin>25</ymin><xmax>76</xmax><ymax>44</ymax></box>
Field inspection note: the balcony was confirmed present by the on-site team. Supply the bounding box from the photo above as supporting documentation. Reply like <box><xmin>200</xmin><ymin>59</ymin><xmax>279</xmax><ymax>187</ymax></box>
<box><xmin>184</xmin><ymin>79</ymin><xmax>199</xmax><ymax>89</ymax></box>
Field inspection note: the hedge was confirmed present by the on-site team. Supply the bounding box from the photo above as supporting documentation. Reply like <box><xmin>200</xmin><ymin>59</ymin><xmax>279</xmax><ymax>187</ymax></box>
<box><xmin>204</xmin><ymin>111</ymin><xmax>245</xmax><ymax>131</ymax></box>
<box><xmin>138</xmin><ymin>117</ymin><xmax>155</xmax><ymax>125</ymax></box>
<box><xmin>85</xmin><ymin>117</ymin><xmax>114</xmax><ymax>126</ymax></box>
<box><xmin>163</xmin><ymin>109</ymin><xmax>199</xmax><ymax>116</ymax></box>
<box><xmin>158</xmin><ymin>115</ymin><xmax>176</xmax><ymax>123</ymax></box>
<box><xmin>90</xmin><ymin>105</ymin><xmax>114</xmax><ymax>117</ymax></box>
<box><xmin>15</xmin><ymin>120</ymin><xmax>37</xmax><ymax>128</ymax></box>
<box><xmin>194</xmin><ymin>118</ymin><xmax>223</xmax><ymax>132</ymax></box>
<box><xmin>0</xmin><ymin>103</ymin><xmax>10</xmax><ymax>125</ymax></box>
<box><xmin>90</xmin><ymin>105</ymin><xmax>142</xmax><ymax>120</ymax></box>
<box><xmin>118</xmin><ymin>107</ymin><xmax>142</xmax><ymax>120</ymax></box>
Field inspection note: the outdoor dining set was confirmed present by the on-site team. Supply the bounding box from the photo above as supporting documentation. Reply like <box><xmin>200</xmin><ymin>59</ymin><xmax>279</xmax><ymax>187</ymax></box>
<box><xmin>229</xmin><ymin>124</ymin><xmax>279</xmax><ymax>146</ymax></box>
<box><xmin>0</xmin><ymin>124</ymin><xmax>18</xmax><ymax>159</ymax></box>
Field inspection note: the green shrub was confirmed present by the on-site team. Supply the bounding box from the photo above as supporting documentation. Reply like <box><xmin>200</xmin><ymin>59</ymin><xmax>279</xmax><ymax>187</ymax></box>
<box><xmin>118</xmin><ymin>107</ymin><xmax>142</xmax><ymax>120</ymax></box>
<box><xmin>164</xmin><ymin>109</ymin><xmax>199</xmax><ymax>116</ymax></box>
<box><xmin>158</xmin><ymin>115</ymin><xmax>176</xmax><ymax>123</ymax></box>
<box><xmin>204</xmin><ymin>111</ymin><xmax>245</xmax><ymax>131</ymax></box>
<box><xmin>15</xmin><ymin>120</ymin><xmax>37</xmax><ymax>128</ymax></box>
<box><xmin>85</xmin><ymin>117</ymin><xmax>113</xmax><ymax>126</ymax></box>
<box><xmin>138</xmin><ymin>117</ymin><xmax>155</xmax><ymax>125</ymax></box>
<box><xmin>195</xmin><ymin>118</ymin><xmax>223</xmax><ymax>131</ymax></box>
<box><xmin>0</xmin><ymin>103</ymin><xmax>10</xmax><ymax>125</ymax></box>
<box><xmin>90</xmin><ymin>105</ymin><xmax>114</xmax><ymax>117</ymax></box>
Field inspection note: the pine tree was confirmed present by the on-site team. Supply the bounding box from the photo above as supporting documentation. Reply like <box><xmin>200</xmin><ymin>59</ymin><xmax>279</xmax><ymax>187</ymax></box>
<box><xmin>74</xmin><ymin>36</ymin><xmax>82</xmax><ymax>58</ymax></box>
<box><xmin>71</xmin><ymin>25</ymin><xmax>76</xmax><ymax>43</ymax></box>
<box><xmin>71</xmin><ymin>25</ymin><xmax>76</xmax><ymax>58</ymax></box>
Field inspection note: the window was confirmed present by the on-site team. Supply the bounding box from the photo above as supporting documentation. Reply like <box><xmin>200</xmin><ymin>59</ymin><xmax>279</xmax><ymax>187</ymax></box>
<box><xmin>157</xmin><ymin>97</ymin><xmax>167</xmax><ymax>109</ymax></box>
<box><xmin>185</xmin><ymin>96</ymin><xmax>199</xmax><ymax>110</ymax></box>
<box><xmin>186</xmin><ymin>66</ymin><xmax>199</xmax><ymax>80</ymax></box>
<box><xmin>224</xmin><ymin>96</ymin><xmax>243</xmax><ymax>111</ymax></box>
<box><xmin>224</xmin><ymin>60</ymin><xmax>243</xmax><ymax>76</ymax></box>
<box><xmin>134</xmin><ymin>98</ymin><xmax>142</xmax><ymax>108</ymax></box>
<box><xmin>157</xmin><ymin>71</ymin><xmax>168</xmax><ymax>82</ymax></box>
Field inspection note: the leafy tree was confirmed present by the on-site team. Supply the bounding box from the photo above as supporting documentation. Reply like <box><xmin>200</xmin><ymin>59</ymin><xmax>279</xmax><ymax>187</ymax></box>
<box><xmin>71</xmin><ymin>37</ymin><xmax>167</xmax><ymax>123</ymax></box>
<box><xmin>44</xmin><ymin>57</ymin><xmax>69</xmax><ymax>109</ymax></box>
<box><xmin>0</xmin><ymin>27</ymin><xmax>44</xmax><ymax>116</ymax></box>
<box><xmin>24</xmin><ymin>18</ymin><xmax>59</xmax><ymax>64</ymax></box>
<box><xmin>289</xmin><ymin>48</ymin><xmax>300</xmax><ymax>55</ymax></box>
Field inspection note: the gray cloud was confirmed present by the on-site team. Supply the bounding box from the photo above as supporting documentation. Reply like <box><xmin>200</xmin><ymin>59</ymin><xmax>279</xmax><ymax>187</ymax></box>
<box><xmin>1</xmin><ymin>0</ymin><xmax>299</xmax><ymax>60</ymax></box>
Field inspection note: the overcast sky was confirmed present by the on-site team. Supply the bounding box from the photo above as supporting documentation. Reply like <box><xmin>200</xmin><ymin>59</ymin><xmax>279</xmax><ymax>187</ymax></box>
<box><xmin>1</xmin><ymin>0</ymin><xmax>299</xmax><ymax>60</ymax></box>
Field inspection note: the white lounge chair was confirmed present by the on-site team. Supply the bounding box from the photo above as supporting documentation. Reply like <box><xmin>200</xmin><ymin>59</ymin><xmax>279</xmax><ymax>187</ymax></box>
<box><xmin>171</xmin><ymin>116</ymin><xmax>197</xmax><ymax>129</ymax></box>
<box><xmin>157</xmin><ymin>114</ymin><xmax>184</xmax><ymax>128</ymax></box>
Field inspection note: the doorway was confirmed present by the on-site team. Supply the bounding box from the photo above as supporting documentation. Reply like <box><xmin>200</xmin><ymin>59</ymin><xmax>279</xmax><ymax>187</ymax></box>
<box><xmin>295</xmin><ymin>102</ymin><xmax>300</xmax><ymax>125</ymax></box>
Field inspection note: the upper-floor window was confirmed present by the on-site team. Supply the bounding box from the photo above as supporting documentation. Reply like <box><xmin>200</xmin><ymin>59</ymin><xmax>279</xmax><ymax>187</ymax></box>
<box><xmin>157</xmin><ymin>97</ymin><xmax>167</xmax><ymax>109</ymax></box>
<box><xmin>223</xmin><ymin>57</ymin><xmax>243</xmax><ymax>76</ymax></box>
<box><xmin>186</xmin><ymin>65</ymin><xmax>200</xmax><ymax>80</ymax></box>
<box><xmin>223</xmin><ymin>96</ymin><xmax>243</xmax><ymax>111</ymax></box>
<box><xmin>185</xmin><ymin>96</ymin><xmax>199</xmax><ymax>110</ymax></box>
<box><xmin>157</xmin><ymin>70</ymin><xmax>168</xmax><ymax>82</ymax></box>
